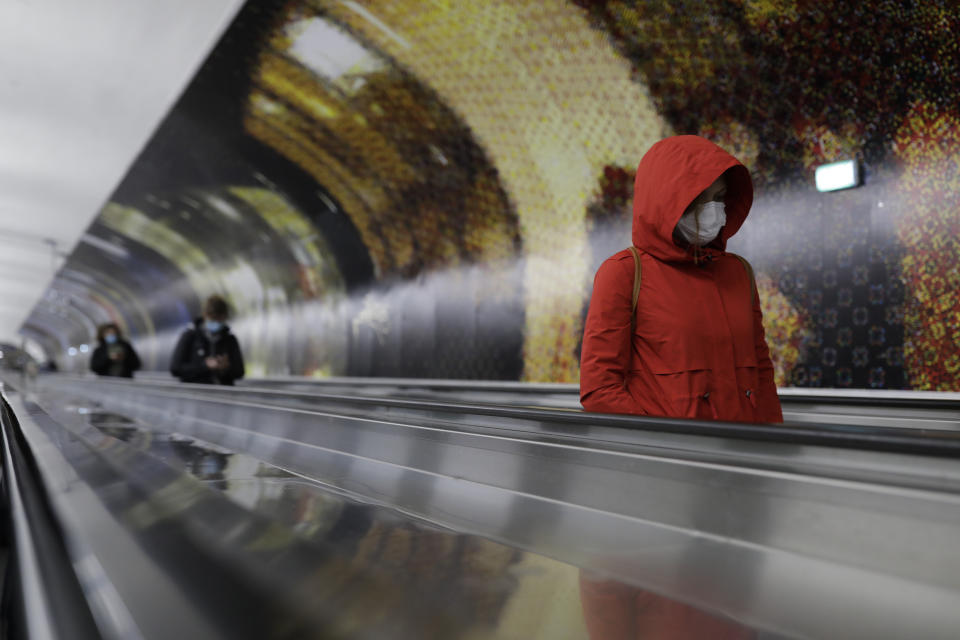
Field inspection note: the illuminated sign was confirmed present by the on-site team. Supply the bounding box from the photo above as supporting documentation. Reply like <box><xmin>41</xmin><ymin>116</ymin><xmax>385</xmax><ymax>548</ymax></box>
<box><xmin>815</xmin><ymin>159</ymin><xmax>860</xmax><ymax>192</ymax></box>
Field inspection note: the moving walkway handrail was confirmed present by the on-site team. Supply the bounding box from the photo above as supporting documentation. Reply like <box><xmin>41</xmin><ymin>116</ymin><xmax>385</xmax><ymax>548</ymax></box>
<box><xmin>35</xmin><ymin>375</ymin><xmax>960</xmax><ymax>639</ymax></box>
<box><xmin>48</xmin><ymin>375</ymin><xmax>960</xmax><ymax>458</ymax></box>
<box><xmin>131</xmin><ymin>370</ymin><xmax>960</xmax><ymax>408</ymax></box>
<box><xmin>4</xmin><ymin>382</ymin><xmax>473</xmax><ymax>639</ymax></box>
<box><xmin>251</xmin><ymin>377</ymin><xmax>960</xmax><ymax>407</ymax></box>
<box><xmin>240</xmin><ymin>374</ymin><xmax>960</xmax><ymax>403</ymax></box>
<box><xmin>0</xmin><ymin>387</ymin><xmax>102</xmax><ymax>639</ymax></box>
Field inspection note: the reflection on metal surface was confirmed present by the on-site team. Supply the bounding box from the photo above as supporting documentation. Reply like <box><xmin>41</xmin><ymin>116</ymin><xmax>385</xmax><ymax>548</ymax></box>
<box><xmin>579</xmin><ymin>573</ymin><xmax>754</xmax><ymax>640</ymax></box>
<box><xmin>74</xmin><ymin>406</ymin><xmax>759</xmax><ymax>639</ymax></box>
<box><xmin>33</xmin><ymin>376</ymin><xmax>960</xmax><ymax>639</ymax></box>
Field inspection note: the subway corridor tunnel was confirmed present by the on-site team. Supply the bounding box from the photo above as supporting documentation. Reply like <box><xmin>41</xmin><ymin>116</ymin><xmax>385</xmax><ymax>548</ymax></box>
<box><xmin>14</xmin><ymin>0</ymin><xmax>959</xmax><ymax>391</ymax></box>
<box><xmin>1</xmin><ymin>2</ymin><xmax>960</xmax><ymax>639</ymax></box>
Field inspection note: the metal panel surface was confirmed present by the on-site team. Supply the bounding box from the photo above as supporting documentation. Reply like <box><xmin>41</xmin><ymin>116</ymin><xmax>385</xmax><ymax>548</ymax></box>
<box><xmin>84</xmin><ymin>372</ymin><xmax>960</xmax><ymax>433</ymax></box>
<box><xmin>12</xmin><ymin>379</ymin><xmax>755</xmax><ymax>640</ymax></box>
<box><xmin>7</xmin><ymin>385</ymin><xmax>515</xmax><ymax>639</ymax></box>
<box><xmin>37</xmin><ymin>376</ymin><xmax>960</xmax><ymax>639</ymax></box>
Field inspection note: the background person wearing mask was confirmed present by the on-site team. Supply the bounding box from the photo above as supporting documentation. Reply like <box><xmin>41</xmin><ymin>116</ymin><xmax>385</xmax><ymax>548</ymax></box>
<box><xmin>90</xmin><ymin>323</ymin><xmax>141</xmax><ymax>378</ymax></box>
<box><xmin>580</xmin><ymin>134</ymin><xmax>781</xmax><ymax>423</ymax></box>
<box><xmin>170</xmin><ymin>295</ymin><xmax>245</xmax><ymax>385</ymax></box>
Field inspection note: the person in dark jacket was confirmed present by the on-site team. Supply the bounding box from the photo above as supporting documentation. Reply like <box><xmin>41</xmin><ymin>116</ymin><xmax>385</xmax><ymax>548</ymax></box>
<box><xmin>170</xmin><ymin>295</ymin><xmax>245</xmax><ymax>385</ymax></box>
<box><xmin>90</xmin><ymin>323</ymin><xmax>141</xmax><ymax>378</ymax></box>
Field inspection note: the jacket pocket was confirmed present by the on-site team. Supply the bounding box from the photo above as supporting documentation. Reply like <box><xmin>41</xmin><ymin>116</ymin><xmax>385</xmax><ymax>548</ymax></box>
<box><xmin>643</xmin><ymin>368</ymin><xmax>713</xmax><ymax>419</ymax></box>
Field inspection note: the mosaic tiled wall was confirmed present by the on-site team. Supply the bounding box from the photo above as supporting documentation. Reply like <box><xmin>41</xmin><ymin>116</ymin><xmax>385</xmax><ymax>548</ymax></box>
<box><xmin>25</xmin><ymin>0</ymin><xmax>960</xmax><ymax>389</ymax></box>
<box><xmin>572</xmin><ymin>1</ymin><xmax>960</xmax><ymax>390</ymax></box>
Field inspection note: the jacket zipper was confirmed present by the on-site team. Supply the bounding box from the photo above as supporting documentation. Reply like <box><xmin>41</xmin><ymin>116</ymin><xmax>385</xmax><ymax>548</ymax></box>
<box><xmin>745</xmin><ymin>389</ymin><xmax>757</xmax><ymax>409</ymax></box>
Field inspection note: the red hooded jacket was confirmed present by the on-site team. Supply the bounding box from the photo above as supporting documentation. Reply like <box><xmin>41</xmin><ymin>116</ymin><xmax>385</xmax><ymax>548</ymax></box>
<box><xmin>580</xmin><ymin>136</ymin><xmax>782</xmax><ymax>423</ymax></box>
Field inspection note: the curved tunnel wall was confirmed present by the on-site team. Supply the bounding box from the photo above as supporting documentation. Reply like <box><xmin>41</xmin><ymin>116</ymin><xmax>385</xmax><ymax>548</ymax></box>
<box><xmin>23</xmin><ymin>0</ymin><xmax>960</xmax><ymax>390</ymax></box>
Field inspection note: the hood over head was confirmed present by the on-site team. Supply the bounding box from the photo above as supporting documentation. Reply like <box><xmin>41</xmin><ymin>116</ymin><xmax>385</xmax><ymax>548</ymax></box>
<box><xmin>632</xmin><ymin>135</ymin><xmax>753</xmax><ymax>261</ymax></box>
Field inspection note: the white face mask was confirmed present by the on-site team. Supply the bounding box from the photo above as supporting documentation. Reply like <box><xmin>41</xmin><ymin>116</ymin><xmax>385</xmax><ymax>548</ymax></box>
<box><xmin>676</xmin><ymin>201</ymin><xmax>726</xmax><ymax>246</ymax></box>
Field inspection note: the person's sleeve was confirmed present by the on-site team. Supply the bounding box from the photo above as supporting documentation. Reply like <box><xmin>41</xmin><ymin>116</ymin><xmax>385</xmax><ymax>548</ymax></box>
<box><xmin>127</xmin><ymin>343</ymin><xmax>141</xmax><ymax>373</ymax></box>
<box><xmin>579</xmin><ymin>257</ymin><xmax>643</xmax><ymax>415</ymax></box>
<box><xmin>225</xmin><ymin>336</ymin><xmax>244</xmax><ymax>383</ymax></box>
<box><xmin>752</xmin><ymin>293</ymin><xmax>783</xmax><ymax>423</ymax></box>
<box><xmin>170</xmin><ymin>330</ymin><xmax>206</xmax><ymax>381</ymax></box>
<box><xmin>89</xmin><ymin>346</ymin><xmax>109</xmax><ymax>375</ymax></box>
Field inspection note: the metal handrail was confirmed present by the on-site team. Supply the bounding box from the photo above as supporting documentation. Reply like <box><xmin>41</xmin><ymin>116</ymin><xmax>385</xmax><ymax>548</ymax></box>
<box><xmin>0</xmin><ymin>385</ymin><xmax>101</xmax><ymax>639</ymax></box>
<box><xmin>122</xmin><ymin>370</ymin><xmax>960</xmax><ymax>407</ymax></box>
<box><xmin>32</xmin><ymin>374</ymin><xmax>960</xmax><ymax>639</ymax></box>
<box><xmin>45</xmin><ymin>375</ymin><xmax>960</xmax><ymax>458</ymax></box>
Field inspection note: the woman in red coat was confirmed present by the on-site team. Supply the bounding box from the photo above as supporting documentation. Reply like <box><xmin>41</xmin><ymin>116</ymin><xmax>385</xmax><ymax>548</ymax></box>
<box><xmin>580</xmin><ymin>135</ymin><xmax>782</xmax><ymax>423</ymax></box>
<box><xmin>578</xmin><ymin>136</ymin><xmax>781</xmax><ymax>639</ymax></box>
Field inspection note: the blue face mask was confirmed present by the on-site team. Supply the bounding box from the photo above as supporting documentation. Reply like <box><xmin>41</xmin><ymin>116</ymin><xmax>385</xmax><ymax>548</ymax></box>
<box><xmin>205</xmin><ymin>320</ymin><xmax>223</xmax><ymax>333</ymax></box>
<box><xmin>105</xmin><ymin>334</ymin><xmax>118</xmax><ymax>344</ymax></box>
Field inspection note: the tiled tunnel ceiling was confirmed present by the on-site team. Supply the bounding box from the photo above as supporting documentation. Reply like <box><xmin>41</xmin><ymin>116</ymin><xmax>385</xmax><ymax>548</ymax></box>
<box><xmin>0</xmin><ymin>0</ymin><xmax>246</xmax><ymax>346</ymax></box>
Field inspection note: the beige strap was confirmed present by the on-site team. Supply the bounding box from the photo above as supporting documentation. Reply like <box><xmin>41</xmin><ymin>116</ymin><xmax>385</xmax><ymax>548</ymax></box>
<box><xmin>731</xmin><ymin>253</ymin><xmax>756</xmax><ymax>306</ymax></box>
<box><xmin>626</xmin><ymin>249</ymin><xmax>755</xmax><ymax>331</ymax></box>
<box><xmin>628</xmin><ymin>246</ymin><xmax>642</xmax><ymax>330</ymax></box>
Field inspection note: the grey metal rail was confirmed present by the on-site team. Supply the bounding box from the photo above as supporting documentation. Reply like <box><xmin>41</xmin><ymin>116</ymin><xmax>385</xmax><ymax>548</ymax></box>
<box><xmin>0</xmin><ymin>386</ymin><xmax>102</xmax><ymax>639</ymax></box>
<box><xmin>277</xmin><ymin>379</ymin><xmax>960</xmax><ymax>431</ymax></box>
<box><xmin>49</xmin><ymin>375</ymin><xmax>960</xmax><ymax>455</ymax></box>
<box><xmin>155</xmin><ymin>372</ymin><xmax>960</xmax><ymax>430</ymax></box>
<box><xmin>3</xmin><ymin>381</ymin><xmax>485</xmax><ymax>640</ymax></box>
<box><xmin>234</xmin><ymin>374</ymin><xmax>960</xmax><ymax>405</ymax></box>
<box><xmin>31</xmin><ymin>375</ymin><xmax>960</xmax><ymax>639</ymax></box>
<box><xmin>67</xmin><ymin>371</ymin><xmax>960</xmax><ymax>432</ymax></box>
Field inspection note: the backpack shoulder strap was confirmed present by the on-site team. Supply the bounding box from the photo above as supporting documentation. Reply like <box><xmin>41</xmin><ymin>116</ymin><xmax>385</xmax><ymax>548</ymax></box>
<box><xmin>628</xmin><ymin>246</ymin><xmax>642</xmax><ymax>330</ymax></box>
<box><xmin>730</xmin><ymin>253</ymin><xmax>756</xmax><ymax>307</ymax></box>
